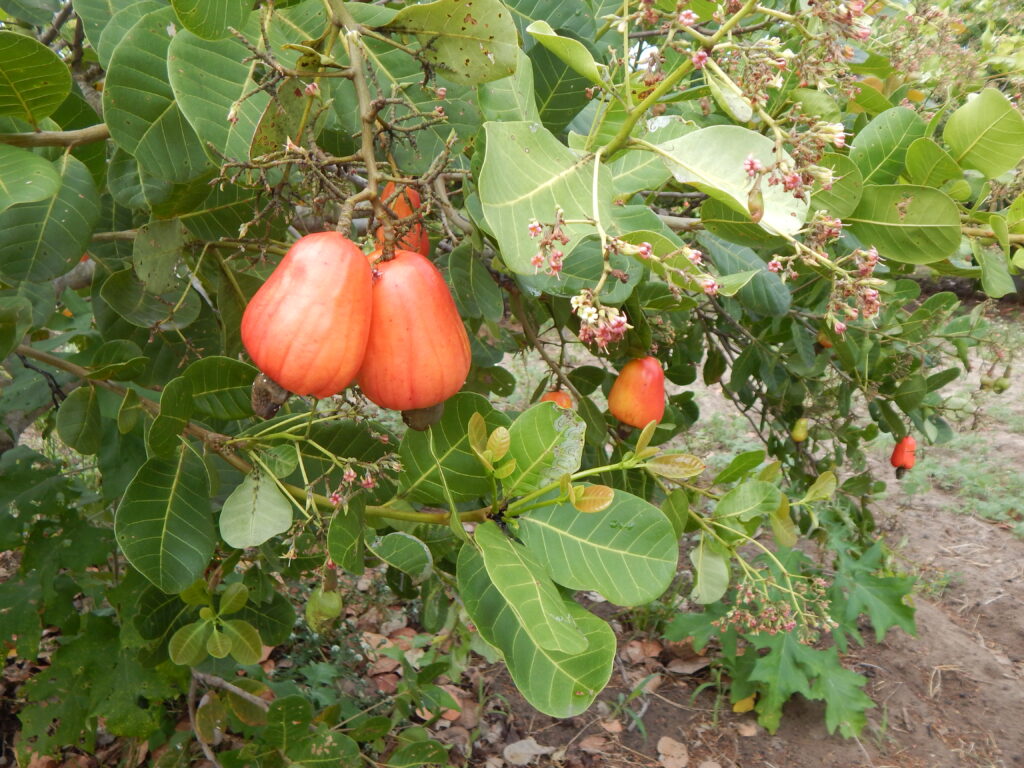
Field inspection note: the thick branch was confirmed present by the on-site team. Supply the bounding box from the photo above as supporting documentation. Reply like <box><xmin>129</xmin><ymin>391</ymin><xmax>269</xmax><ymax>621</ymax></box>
<box><xmin>39</xmin><ymin>0</ymin><xmax>75</xmax><ymax>45</ymax></box>
<box><xmin>192</xmin><ymin>672</ymin><xmax>270</xmax><ymax>712</ymax></box>
<box><xmin>0</xmin><ymin>123</ymin><xmax>110</xmax><ymax>148</ymax></box>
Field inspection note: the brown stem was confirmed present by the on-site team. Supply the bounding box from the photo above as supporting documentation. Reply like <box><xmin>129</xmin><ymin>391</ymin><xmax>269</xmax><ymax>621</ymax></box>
<box><xmin>192</xmin><ymin>672</ymin><xmax>270</xmax><ymax>712</ymax></box>
<box><xmin>0</xmin><ymin>123</ymin><xmax>110</xmax><ymax>148</ymax></box>
<box><xmin>962</xmin><ymin>226</ymin><xmax>1024</xmax><ymax>244</ymax></box>
<box><xmin>508</xmin><ymin>292</ymin><xmax>586</xmax><ymax>405</ymax></box>
<box><xmin>38</xmin><ymin>0</ymin><xmax>75</xmax><ymax>45</ymax></box>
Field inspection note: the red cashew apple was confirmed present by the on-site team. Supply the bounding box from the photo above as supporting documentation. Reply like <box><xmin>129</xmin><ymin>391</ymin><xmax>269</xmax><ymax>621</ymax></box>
<box><xmin>358</xmin><ymin>249</ymin><xmax>471</xmax><ymax>411</ymax></box>
<box><xmin>540</xmin><ymin>390</ymin><xmax>573</xmax><ymax>409</ymax></box>
<box><xmin>241</xmin><ymin>232</ymin><xmax>372</xmax><ymax>399</ymax></box>
<box><xmin>375</xmin><ymin>182</ymin><xmax>430</xmax><ymax>257</ymax></box>
<box><xmin>608</xmin><ymin>357</ymin><xmax>665</xmax><ymax>429</ymax></box>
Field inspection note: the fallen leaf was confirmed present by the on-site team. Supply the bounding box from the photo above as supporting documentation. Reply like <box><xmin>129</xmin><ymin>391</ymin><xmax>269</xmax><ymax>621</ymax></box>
<box><xmin>643</xmin><ymin>673</ymin><xmax>664</xmax><ymax>694</ymax></box>
<box><xmin>578</xmin><ymin>735</ymin><xmax>608</xmax><ymax>754</ymax></box>
<box><xmin>732</xmin><ymin>694</ymin><xmax>756</xmax><ymax>713</ymax></box>
<box><xmin>667</xmin><ymin>657</ymin><xmax>710</xmax><ymax>675</ymax></box>
<box><xmin>698</xmin><ymin>762</ymin><xmax>722</xmax><ymax>768</ymax></box>
<box><xmin>736</xmin><ymin>720</ymin><xmax>758</xmax><ymax>737</ymax></box>
<box><xmin>599</xmin><ymin>719</ymin><xmax>623</xmax><ymax>733</ymax></box>
<box><xmin>657</xmin><ymin>736</ymin><xmax>689</xmax><ymax>768</ymax></box>
<box><xmin>504</xmin><ymin>737</ymin><xmax>556</xmax><ymax>765</ymax></box>
<box><xmin>369</xmin><ymin>656</ymin><xmax>401</xmax><ymax>676</ymax></box>
<box><xmin>372</xmin><ymin>673</ymin><xmax>399</xmax><ymax>694</ymax></box>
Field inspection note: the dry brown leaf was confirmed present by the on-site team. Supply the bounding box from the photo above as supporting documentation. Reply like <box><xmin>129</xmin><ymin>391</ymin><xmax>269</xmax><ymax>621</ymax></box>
<box><xmin>666</xmin><ymin>657</ymin><xmax>710</xmax><ymax>675</ymax></box>
<box><xmin>736</xmin><ymin>720</ymin><xmax>759</xmax><ymax>737</ymax></box>
<box><xmin>369</xmin><ymin>655</ymin><xmax>401</xmax><ymax>676</ymax></box>
<box><xmin>643</xmin><ymin>673</ymin><xmax>664</xmax><ymax>694</ymax></box>
<box><xmin>372</xmin><ymin>673</ymin><xmax>399</xmax><ymax>694</ymax></box>
<box><xmin>599</xmin><ymin>719</ymin><xmax>623</xmax><ymax>733</ymax></box>
<box><xmin>503</xmin><ymin>737</ymin><xmax>556</xmax><ymax>765</ymax></box>
<box><xmin>578</xmin><ymin>734</ymin><xmax>608</xmax><ymax>754</ymax></box>
<box><xmin>360</xmin><ymin>632</ymin><xmax>392</xmax><ymax>661</ymax></box>
<box><xmin>698</xmin><ymin>762</ymin><xmax>722</xmax><ymax>768</ymax></box>
<box><xmin>657</xmin><ymin>736</ymin><xmax>689</xmax><ymax>768</ymax></box>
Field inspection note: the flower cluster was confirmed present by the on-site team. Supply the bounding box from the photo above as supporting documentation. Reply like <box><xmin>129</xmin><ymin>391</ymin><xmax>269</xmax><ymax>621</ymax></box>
<box><xmin>711</xmin><ymin>576</ymin><xmax>838</xmax><ymax>643</ymax></box>
<box><xmin>571</xmin><ymin>290</ymin><xmax>632</xmax><ymax>349</ymax></box>
<box><xmin>805</xmin><ymin>211</ymin><xmax>844</xmax><ymax>249</ymax></box>
<box><xmin>527</xmin><ymin>209</ymin><xmax>571</xmax><ymax>277</ymax></box>
<box><xmin>826</xmin><ymin>246</ymin><xmax>886</xmax><ymax>332</ymax></box>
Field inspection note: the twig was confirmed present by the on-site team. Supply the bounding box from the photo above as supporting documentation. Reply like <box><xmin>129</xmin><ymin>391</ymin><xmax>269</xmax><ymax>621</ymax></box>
<box><xmin>0</xmin><ymin>123</ymin><xmax>110</xmax><ymax>148</ymax></box>
<box><xmin>192</xmin><ymin>672</ymin><xmax>271</xmax><ymax>712</ymax></box>
<box><xmin>39</xmin><ymin>0</ymin><xmax>74</xmax><ymax>45</ymax></box>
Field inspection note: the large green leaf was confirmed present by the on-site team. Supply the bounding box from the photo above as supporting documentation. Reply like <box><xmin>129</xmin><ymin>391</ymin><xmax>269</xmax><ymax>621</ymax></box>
<box><xmin>0</xmin><ymin>296</ymin><xmax>33</xmax><ymax>359</ymax></box>
<box><xmin>528</xmin><ymin>40</ymin><xmax>591</xmax><ymax>134</ymax></box>
<box><xmin>100</xmin><ymin>268</ymin><xmax>202</xmax><ymax>331</ymax></box>
<box><xmin>809</xmin><ymin>153</ymin><xmax>863</xmax><ymax>219</ymax></box>
<box><xmin>0</xmin><ymin>31</ymin><xmax>71</xmax><ymax>126</ymax></box>
<box><xmin>132</xmin><ymin>219</ymin><xmax>188</xmax><ymax>293</ymax></box>
<box><xmin>56</xmin><ymin>385</ymin><xmax>103</xmax><ymax>455</ymax></box>
<box><xmin>526</xmin><ymin>20</ymin><xmax>602</xmax><ymax>85</ymax></box>
<box><xmin>147</xmin><ymin>375</ymin><xmax>194</xmax><ymax>457</ymax></box>
<box><xmin>458</xmin><ymin>545</ymin><xmax>614</xmax><ymax>717</ymax></box>
<box><xmin>475</xmin><ymin>521</ymin><xmax>587</xmax><ymax>653</ymax></box>
<box><xmin>608</xmin><ymin>117</ymin><xmax>695</xmax><ymax>199</ymax></box>
<box><xmin>326</xmin><ymin>496</ymin><xmax>365</xmax><ymax>574</ymax></box>
<box><xmin>480</xmin><ymin>121</ymin><xmax>615</xmax><ymax>274</ymax></box>
<box><xmin>384</xmin><ymin>0</ymin><xmax>518</xmax><ymax>85</ymax></box>
<box><xmin>503</xmin><ymin>402</ymin><xmax>585</xmax><ymax>495</ymax></box>
<box><xmin>0</xmin><ymin>154</ymin><xmax>100</xmax><ymax>282</ymax></box>
<box><xmin>943</xmin><ymin>88</ymin><xmax>1024</xmax><ymax>179</ymax></box>
<box><xmin>478</xmin><ymin>49</ymin><xmax>541</xmax><ymax>123</ymax></box>
<box><xmin>96</xmin><ymin>0</ymin><xmax>164</xmax><ymax>69</ymax></box>
<box><xmin>689</xmin><ymin>533</ymin><xmax>730</xmax><ymax>604</ymax></box>
<box><xmin>181</xmin><ymin>356</ymin><xmax>256</xmax><ymax>421</ymax></box>
<box><xmin>518</xmin><ymin>488</ymin><xmax>677</xmax><ymax>606</ymax></box>
<box><xmin>503</xmin><ymin>0</ymin><xmax>594</xmax><ymax>41</ymax></box>
<box><xmin>656</xmin><ymin>125</ymin><xmax>809</xmax><ymax>237</ymax></box>
<box><xmin>845</xmin><ymin>184</ymin><xmax>961</xmax><ymax>264</ymax></box>
<box><xmin>369</xmin><ymin>532</ymin><xmax>433</xmax><ymax>583</ymax></box>
<box><xmin>0</xmin><ymin>143</ymin><xmax>61</xmax><ymax>218</ymax></box>
<box><xmin>447</xmin><ymin>243</ymin><xmax>504</xmax><ymax>322</ymax></box>
<box><xmin>516</xmin><ymin>234</ymin><xmax>642</xmax><ymax>304</ymax></box>
<box><xmin>904</xmin><ymin>138</ymin><xmax>962</xmax><ymax>188</ymax></box>
<box><xmin>102</xmin><ymin>7</ymin><xmax>212</xmax><ymax>182</ymax></box>
<box><xmin>219</xmin><ymin>470</ymin><xmax>294</xmax><ymax>549</ymax></box>
<box><xmin>848</xmin><ymin>107</ymin><xmax>925</xmax><ymax>185</ymax></box>
<box><xmin>171</xmin><ymin>0</ymin><xmax>249</xmax><ymax>40</ymax></box>
<box><xmin>399</xmin><ymin>392</ymin><xmax>511</xmax><ymax>504</ymax></box>
<box><xmin>115</xmin><ymin>447</ymin><xmax>216</xmax><ymax>593</ymax></box>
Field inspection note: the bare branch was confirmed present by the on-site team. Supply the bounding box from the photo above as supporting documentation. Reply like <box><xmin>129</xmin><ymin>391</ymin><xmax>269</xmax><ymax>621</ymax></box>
<box><xmin>0</xmin><ymin>123</ymin><xmax>110</xmax><ymax>148</ymax></box>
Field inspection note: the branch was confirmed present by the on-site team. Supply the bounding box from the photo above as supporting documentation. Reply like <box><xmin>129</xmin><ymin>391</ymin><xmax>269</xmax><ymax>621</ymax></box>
<box><xmin>962</xmin><ymin>226</ymin><xmax>1024</xmax><ymax>244</ymax></box>
<box><xmin>39</xmin><ymin>0</ymin><xmax>74</xmax><ymax>45</ymax></box>
<box><xmin>659</xmin><ymin>214</ymin><xmax>704</xmax><ymax>232</ymax></box>
<box><xmin>192</xmin><ymin>672</ymin><xmax>270</xmax><ymax>712</ymax></box>
<box><xmin>0</xmin><ymin>123</ymin><xmax>110</xmax><ymax>148</ymax></box>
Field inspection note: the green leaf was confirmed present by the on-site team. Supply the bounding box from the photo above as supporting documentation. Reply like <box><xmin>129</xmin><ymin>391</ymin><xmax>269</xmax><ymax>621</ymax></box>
<box><xmin>219</xmin><ymin>470</ymin><xmax>294</xmax><ymax>549</ymax></box>
<box><xmin>526</xmin><ymin>20</ymin><xmax>602</xmax><ymax>85</ymax></box>
<box><xmin>132</xmin><ymin>219</ymin><xmax>188</xmax><ymax>294</ymax></box>
<box><xmin>327</xmin><ymin>496</ymin><xmax>365</xmax><ymax>574</ymax></box>
<box><xmin>747</xmin><ymin>631</ymin><xmax>816</xmax><ymax>733</ymax></box>
<box><xmin>475</xmin><ymin>520</ymin><xmax>588</xmax><ymax>653</ymax></box>
<box><xmin>528</xmin><ymin>40</ymin><xmax>591</xmax><ymax>134</ymax></box>
<box><xmin>219</xmin><ymin>582</ymin><xmax>249</xmax><ymax>615</ymax></box>
<box><xmin>237</xmin><ymin>588</ymin><xmax>294</xmax><ymax>645</ymax></box>
<box><xmin>516</xmin><ymin>234</ymin><xmax>642</xmax><ymax>303</ymax></box>
<box><xmin>171</xmin><ymin>0</ymin><xmax>249</xmax><ymax>40</ymax></box>
<box><xmin>712</xmin><ymin>449</ymin><xmax>765</xmax><ymax>485</ymax></box>
<box><xmin>102</xmin><ymin>7</ymin><xmax>212</xmax><ymax>182</ymax></box>
<box><xmin>56</xmin><ymin>385</ymin><xmax>102</xmax><ymax>455</ymax></box>
<box><xmin>0</xmin><ymin>154</ymin><xmax>100</xmax><ymax>283</ymax></box>
<box><xmin>904</xmin><ymin>138</ymin><xmax>962</xmax><ymax>187</ymax></box>
<box><xmin>697</xmin><ymin>232</ymin><xmax>790</xmax><ymax>316</ymax></box>
<box><xmin>0</xmin><ymin>30</ymin><xmax>71</xmax><ymax>126</ymax></box>
<box><xmin>503</xmin><ymin>402</ymin><xmax>585</xmax><ymax>495</ymax></box>
<box><xmin>943</xmin><ymin>88</ymin><xmax>1024</xmax><ymax>179</ymax></box>
<box><xmin>518</xmin><ymin>488</ymin><xmax>678</xmax><ymax>606</ymax></box>
<box><xmin>95</xmin><ymin>1</ymin><xmax>165</xmax><ymax>69</ymax></box>
<box><xmin>0</xmin><ymin>144</ymin><xmax>61</xmax><ymax>214</ymax></box>
<box><xmin>478</xmin><ymin>49</ymin><xmax>541</xmax><ymax>123</ymax></box>
<box><xmin>849</xmin><ymin>107</ymin><xmax>926</xmax><ymax>184</ymax></box>
<box><xmin>265</xmin><ymin>695</ymin><xmax>313</xmax><ymax>752</ymax></box>
<box><xmin>399</xmin><ymin>392</ymin><xmax>511</xmax><ymax>504</ymax></box>
<box><xmin>689</xmin><ymin>533</ymin><xmax>729</xmax><ymax>604</ymax></box>
<box><xmin>447</xmin><ymin>243</ymin><xmax>504</xmax><ymax>322</ymax></box>
<box><xmin>975</xmin><ymin>245</ymin><xmax>1016</xmax><ymax>299</ymax></box>
<box><xmin>608</xmin><ymin>117</ymin><xmax>695</xmax><ymax>198</ymax></box>
<box><xmin>83</xmin><ymin>339</ymin><xmax>148</xmax><ymax>381</ymax></box>
<box><xmin>0</xmin><ymin>296</ymin><xmax>33</xmax><ymax>359</ymax></box>
<box><xmin>117</xmin><ymin>389</ymin><xmax>144</xmax><ymax>434</ymax></box>
<box><xmin>169</xmin><ymin>619</ymin><xmax>213</xmax><ymax>665</ymax></box>
<box><xmin>182</xmin><ymin>356</ymin><xmax>257</xmax><ymax>421</ymax></box>
<box><xmin>206</xmin><ymin>627</ymin><xmax>233</xmax><ymax>658</ymax></box>
<box><xmin>479</xmin><ymin>120</ymin><xmax>615</xmax><ymax>275</ymax></box>
<box><xmin>845</xmin><ymin>184</ymin><xmax>961</xmax><ymax>264</ymax></box>
<box><xmin>249</xmin><ymin>75</ymin><xmax>324</xmax><ymax>161</ymax></box>
<box><xmin>222</xmin><ymin>618</ymin><xmax>262</xmax><ymax>665</ymax></box>
<box><xmin>385</xmin><ymin>0</ymin><xmax>518</xmax><ymax>85</ymax></box>
<box><xmin>503</xmin><ymin>0</ymin><xmax>595</xmax><ymax>41</ymax></box>
<box><xmin>769</xmin><ymin>495</ymin><xmax>797</xmax><ymax>548</ymax></box>
<box><xmin>656</xmin><ymin>125</ymin><xmax>809</xmax><ymax>237</ymax></box>
<box><xmin>798</xmin><ymin>471</ymin><xmax>837</xmax><ymax>504</ymax></box>
<box><xmin>115</xmin><ymin>446</ymin><xmax>215</xmax><ymax>593</ymax></box>
<box><xmin>291</xmin><ymin>727</ymin><xmax>362</xmax><ymax>766</ymax></box>
<box><xmin>369</xmin><ymin>531</ymin><xmax>433</xmax><ymax>583</ymax></box>
<box><xmin>147</xmin><ymin>376</ymin><xmax>193</xmax><ymax>458</ymax></box>
<box><xmin>809</xmin><ymin>649</ymin><xmax>875</xmax><ymax>737</ymax></box>
<box><xmin>385</xmin><ymin>739</ymin><xmax>448</xmax><ymax>767</ymax></box>
<box><xmin>100</xmin><ymin>268</ymin><xmax>202</xmax><ymax>331</ymax></box>
<box><xmin>714</xmin><ymin>479</ymin><xmax>782</xmax><ymax>541</ymax></box>
<box><xmin>810</xmin><ymin>153</ymin><xmax>863</xmax><ymax>219</ymax></box>
<box><xmin>458</xmin><ymin>545</ymin><xmax>614</xmax><ymax>717</ymax></box>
